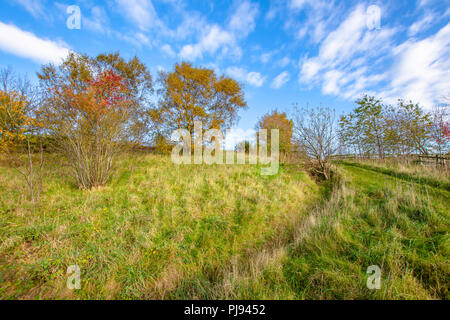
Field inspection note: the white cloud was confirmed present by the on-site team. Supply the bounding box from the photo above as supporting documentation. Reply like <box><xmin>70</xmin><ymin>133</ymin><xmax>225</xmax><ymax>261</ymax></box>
<box><xmin>289</xmin><ymin>0</ymin><xmax>332</xmax><ymax>12</ymax></box>
<box><xmin>116</xmin><ymin>0</ymin><xmax>160</xmax><ymax>31</ymax></box>
<box><xmin>226</xmin><ymin>67</ymin><xmax>247</xmax><ymax>81</ymax></box>
<box><xmin>408</xmin><ymin>13</ymin><xmax>435</xmax><ymax>36</ymax></box>
<box><xmin>179</xmin><ymin>25</ymin><xmax>237</xmax><ymax>60</ymax></box>
<box><xmin>114</xmin><ymin>32</ymin><xmax>150</xmax><ymax>47</ymax></box>
<box><xmin>298</xmin><ymin>5</ymin><xmax>396</xmax><ymax>99</ymax></box>
<box><xmin>228</xmin><ymin>1</ymin><xmax>259</xmax><ymax>37</ymax></box>
<box><xmin>260</xmin><ymin>50</ymin><xmax>281</xmax><ymax>64</ymax></box>
<box><xmin>135</xmin><ymin>32</ymin><xmax>150</xmax><ymax>45</ymax></box>
<box><xmin>178</xmin><ymin>1</ymin><xmax>258</xmax><ymax>61</ymax></box>
<box><xmin>226</xmin><ymin>67</ymin><xmax>265</xmax><ymax>87</ymax></box>
<box><xmin>261</xmin><ymin>52</ymin><xmax>272</xmax><ymax>63</ymax></box>
<box><xmin>300</xmin><ymin>58</ymin><xmax>321</xmax><ymax>80</ymax></box>
<box><xmin>247</xmin><ymin>72</ymin><xmax>265</xmax><ymax>87</ymax></box>
<box><xmin>271</xmin><ymin>71</ymin><xmax>290</xmax><ymax>89</ymax></box>
<box><xmin>289</xmin><ymin>0</ymin><xmax>309</xmax><ymax>10</ymax></box>
<box><xmin>286</xmin><ymin>0</ymin><xmax>336</xmax><ymax>43</ymax></box>
<box><xmin>385</xmin><ymin>23</ymin><xmax>450</xmax><ymax>108</ymax></box>
<box><xmin>169</xmin><ymin>12</ymin><xmax>207</xmax><ymax>40</ymax></box>
<box><xmin>418</xmin><ymin>0</ymin><xmax>433</xmax><ymax>7</ymax></box>
<box><xmin>278</xmin><ymin>57</ymin><xmax>291</xmax><ymax>67</ymax></box>
<box><xmin>15</xmin><ymin>0</ymin><xmax>45</xmax><ymax>18</ymax></box>
<box><xmin>317</xmin><ymin>6</ymin><xmax>367</xmax><ymax>64</ymax></box>
<box><xmin>0</xmin><ymin>22</ymin><xmax>70</xmax><ymax>64</ymax></box>
<box><xmin>322</xmin><ymin>70</ymin><xmax>343</xmax><ymax>95</ymax></box>
<box><xmin>265</xmin><ymin>6</ymin><xmax>278</xmax><ymax>21</ymax></box>
<box><xmin>445</xmin><ymin>7</ymin><xmax>450</xmax><ymax>17</ymax></box>
<box><xmin>179</xmin><ymin>44</ymin><xmax>201</xmax><ymax>61</ymax></box>
<box><xmin>83</xmin><ymin>6</ymin><xmax>109</xmax><ymax>33</ymax></box>
<box><xmin>297</xmin><ymin>3</ymin><xmax>450</xmax><ymax>109</ymax></box>
<box><xmin>161</xmin><ymin>44</ymin><xmax>176</xmax><ymax>57</ymax></box>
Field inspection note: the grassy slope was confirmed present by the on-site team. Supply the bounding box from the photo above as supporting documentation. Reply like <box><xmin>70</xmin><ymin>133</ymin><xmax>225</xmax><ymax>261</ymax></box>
<box><xmin>0</xmin><ymin>155</ymin><xmax>448</xmax><ymax>299</ymax></box>
<box><xmin>281</xmin><ymin>163</ymin><xmax>449</xmax><ymax>299</ymax></box>
<box><xmin>341</xmin><ymin>160</ymin><xmax>450</xmax><ymax>191</ymax></box>
<box><xmin>0</xmin><ymin>154</ymin><xmax>320</xmax><ymax>299</ymax></box>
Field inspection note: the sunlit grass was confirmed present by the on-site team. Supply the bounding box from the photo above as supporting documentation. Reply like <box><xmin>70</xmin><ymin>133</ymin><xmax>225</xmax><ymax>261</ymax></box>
<box><xmin>1</xmin><ymin>154</ymin><xmax>448</xmax><ymax>299</ymax></box>
<box><xmin>281</xmin><ymin>163</ymin><xmax>449</xmax><ymax>299</ymax></box>
<box><xmin>0</xmin><ymin>154</ymin><xmax>319</xmax><ymax>299</ymax></box>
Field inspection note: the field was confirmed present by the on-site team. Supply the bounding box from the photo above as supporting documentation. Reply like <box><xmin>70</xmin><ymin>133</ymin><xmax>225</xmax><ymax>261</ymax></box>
<box><xmin>0</xmin><ymin>154</ymin><xmax>449</xmax><ymax>299</ymax></box>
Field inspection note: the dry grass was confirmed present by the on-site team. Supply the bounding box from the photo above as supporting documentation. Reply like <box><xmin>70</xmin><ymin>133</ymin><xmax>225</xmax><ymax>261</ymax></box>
<box><xmin>0</xmin><ymin>153</ymin><xmax>319</xmax><ymax>299</ymax></box>
<box><xmin>281</xmin><ymin>164</ymin><xmax>449</xmax><ymax>299</ymax></box>
<box><xmin>1</xmin><ymin>154</ymin><xmax>448</xmax><ymax>299</ymax></box>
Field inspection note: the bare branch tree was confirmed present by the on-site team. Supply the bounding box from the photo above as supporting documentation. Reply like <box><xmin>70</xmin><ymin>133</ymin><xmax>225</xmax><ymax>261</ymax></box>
<box><xmin>292</xmin><ymin>105</ymin><xmax>338</xmax><ymax>180</ymax></box>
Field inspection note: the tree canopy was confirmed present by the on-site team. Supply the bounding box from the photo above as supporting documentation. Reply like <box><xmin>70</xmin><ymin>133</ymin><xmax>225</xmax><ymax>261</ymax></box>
<box><xmin>153</xmin><ymin>62</ymin><xmax>247</xmax><ymax>137</ymax></box>
<box><xmin>257</xmin><ymin>110</ymin><xmax>293</xmax><ymax>154</ymax></box>
<box><xmin>37</xmin><ymin>52</ymin><xmax>152</xmax><ymax>188</ymax></box>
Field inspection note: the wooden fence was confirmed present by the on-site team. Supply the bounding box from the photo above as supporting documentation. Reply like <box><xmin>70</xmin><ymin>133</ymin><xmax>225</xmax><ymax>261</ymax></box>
<box><xmin>329</xmin><ymin>154</ymin><xmax>449</xmax><ymax>168</ymax></box>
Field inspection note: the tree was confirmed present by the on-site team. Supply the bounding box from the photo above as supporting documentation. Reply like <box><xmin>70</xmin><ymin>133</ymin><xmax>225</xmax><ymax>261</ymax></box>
<box><xmin>154</xmin><ymin>133</ymin><xmax>173</xmax><ymax>154</ymax></box>
<box><xmin>38</xmin><ymin>52</ymin><xmax>152</xmax><ymax>189</ymax></box>
<box><xmin>257</xmin><ymin>110</ymin><xmax>293</xmax><ymax>154</ymax></box>
<box><xmin>0</xmin><ymin>67</ymin><xmax>37</xmax><ymax>153</ymax></box>
<box><xmin>353</xmin><ymin>95</ymin><xmax>387</xmax><ymax>159</ymax></box>
<box><xmin>39</xmin><ymin>52</ymin><xmax>154</xmax><ymax>143</ymax></box>
<box><xmin>94</xmin><ymin>52</ymin><xmax>154</xmax><ymax>142</ymax></box>
<box><xmin>1</xmin><ymin>67</ymin><xmax>36</xmax><ymax>102</ymax></box>
<box><xmin>339</xmin><ymin>96</ymin><xmax>386</xmax><ymax>159</ymax></box>
<box><xmin>0</xmin><ymin>89</ymin><xmax>43</xmax><ymax>201</ymax></box>
<box><xmin>383</xmin><ymin>104</ymin><xmax>406</xmax><ymax>157</ymax></box>
<box><xmin>339</xmin><ymin>113</ymin><xmax>369</xmax><ymax>157</ymax></box>
<box><xmin>235</xmin><ymin>140</ymin><xmax>251</xmax><ymax>154</ymax></box>
<box><xmin>340</xmin><ymin>95</ymin><xmax>438</xmax><ymax>160</ymax></box>
<box><xmin>431</xmin><ymin>104</ymin><xmax>449</xmax><ymax>157</ymax></box>
<box><xmin>0</xmin><ymin>90</ymin><xmax>29</xmax><ymax>153</ymax></box>
<box><xmin>153</xmin><ymin>62</ymin><xmax>247</xmax><ymax>140</ymax></box>
<box><xmin>396</xmin><ymin>100</ymin><xmax>432</xmax><ymax>155</ymax></box>
<box><xmin>293</xmin><ymin>106</ymin><xmax>338</xmax><ymax>180</ymax></box>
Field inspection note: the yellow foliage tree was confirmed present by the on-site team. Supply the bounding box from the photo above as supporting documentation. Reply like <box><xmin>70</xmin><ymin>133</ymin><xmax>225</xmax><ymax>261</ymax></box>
<box><xmin>154</xmin><ymin>62</ymin><xmax>247</xmax><ymax>136</ymax></box>
<box><xmin>257</xmin><ymin>110</ymin><xmax>293</xmax><ymax>154</ymax></box>
<box><xmin>0</xmin><ymin>90</ymin><xmax>31</xmax><ymax>153</ymax></box>
<box><xmin>1</xmin><ymin>90</ymin><xmax>44</xmax><ymax>201</ymax></box>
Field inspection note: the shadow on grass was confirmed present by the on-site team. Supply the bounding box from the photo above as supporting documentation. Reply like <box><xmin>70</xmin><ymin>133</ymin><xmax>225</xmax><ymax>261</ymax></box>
<box><xmin>339</xmin><ymin>161</ymin><xmax>450</xmax><ymax>191</ymax></box>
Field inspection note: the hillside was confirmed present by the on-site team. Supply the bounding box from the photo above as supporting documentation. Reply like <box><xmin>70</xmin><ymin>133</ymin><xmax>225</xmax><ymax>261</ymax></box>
<box><xmin>0</xmin><ymin>155</ymin><xmax>448</xmax><ymax>299</ymax></box>
<box><xmin>0</xmin><ymin>154</ymin><xmax>320</xmax><ymax>299</ymax></box>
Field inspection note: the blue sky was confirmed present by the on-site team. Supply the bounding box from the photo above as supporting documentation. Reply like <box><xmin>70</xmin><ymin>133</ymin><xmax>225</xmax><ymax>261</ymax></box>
<box><xmin>0</xmin><ymin>0</ymin><xmax>449</xmax><ymax>133</ymax></box>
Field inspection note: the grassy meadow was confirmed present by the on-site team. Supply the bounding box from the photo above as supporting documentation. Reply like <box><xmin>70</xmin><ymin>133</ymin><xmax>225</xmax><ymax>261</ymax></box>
<box><xmin>0</xmin><ymin>154</ymin><xmax>448</xmax><ymax>299</ymax></box>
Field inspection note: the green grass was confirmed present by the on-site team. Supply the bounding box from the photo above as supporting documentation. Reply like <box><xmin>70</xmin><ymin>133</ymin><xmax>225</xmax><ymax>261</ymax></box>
<box><xmin>340</xmin><ymin>160</ymin><xmax>450</xmax><ymax>191</ymax></box>
<box><xmin>0</xmin><ymin>154</ymin><xmax>448</xmax><ymax>299</ymax></box>
<box><xmin>280</xmin><ymin>163</ymin><xmax>449</xmax><ymax>299</ymax></box>
<box><xmin>0</xmin><ymin>154</ymin><xmax>320</xmax><ymax>299</ymax></box>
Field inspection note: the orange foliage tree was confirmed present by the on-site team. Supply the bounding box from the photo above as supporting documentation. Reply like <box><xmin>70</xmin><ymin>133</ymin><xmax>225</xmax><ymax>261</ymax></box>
<box><xmin>1</xmin><ymin>89</ymin><xmax>44</xmax><ymax>201</ymax></box>
<box><xmin>257</xmin><ymin>110</ymin><xmax>293</xmax><ymax>154</ymax></box>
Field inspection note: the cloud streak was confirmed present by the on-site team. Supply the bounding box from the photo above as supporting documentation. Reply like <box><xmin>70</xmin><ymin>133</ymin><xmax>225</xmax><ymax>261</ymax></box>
<box><xmin>179</xmin><ymin>1</ymin><xmax>258</xmax><ymax>61</ymax></box>
<box><xmin>226</xmin><ymin>67</ymin><xmax>265</xmax><ymax>87</ymax></box>
<box><xmin>271</xmin><ymin>71</ymin><xmax>290</xmax><ymax>89</ymax></box>
<box><xmin>115</xmin><ymin>0</ymin><xmax>161</xmax><ymax>31</ymax></box>
<box><xmin>0</xmin><ymin>22</ymin><xmax>70</xmax><ymax>64</ymax></box>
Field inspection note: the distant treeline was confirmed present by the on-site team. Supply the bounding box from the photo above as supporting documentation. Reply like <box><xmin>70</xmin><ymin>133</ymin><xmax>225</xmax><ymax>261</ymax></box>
<box><xmin>338</xmin><ymin>95</ymin><xmax>449</xmax><ymax>159</ymax></box>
